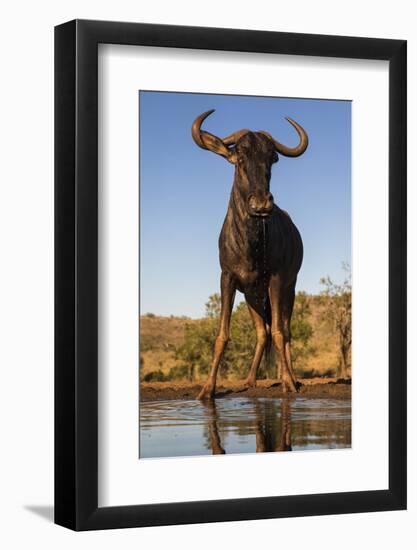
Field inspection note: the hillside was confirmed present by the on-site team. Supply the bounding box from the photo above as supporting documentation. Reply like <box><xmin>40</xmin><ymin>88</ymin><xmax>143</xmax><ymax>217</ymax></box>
<box><xmin>140</xmin><ymin>314</ymin><xmax>190</xmax><ymax>378</ymax></box>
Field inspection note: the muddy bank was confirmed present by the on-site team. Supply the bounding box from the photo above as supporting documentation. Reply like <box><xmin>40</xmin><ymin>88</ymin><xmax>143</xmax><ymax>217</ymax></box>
<box><xmin>140</xmin><ymin>377</ymin><xmax>351</xmax><ymax>402</ymax></box>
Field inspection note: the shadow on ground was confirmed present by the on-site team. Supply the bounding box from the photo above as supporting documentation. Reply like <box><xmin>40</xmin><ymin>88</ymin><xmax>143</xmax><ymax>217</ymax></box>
<box><xmin>24</xmin><ymin>505</ymin><xmax>54</xmax><ymax>523</ymax></box>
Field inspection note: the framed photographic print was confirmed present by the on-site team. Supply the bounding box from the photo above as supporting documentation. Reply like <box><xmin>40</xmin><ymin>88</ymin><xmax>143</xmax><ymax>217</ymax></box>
<box><xmin>55</xmin><ymin>20</ymin><xmax>406</xmax><ymax>530</ymax></box>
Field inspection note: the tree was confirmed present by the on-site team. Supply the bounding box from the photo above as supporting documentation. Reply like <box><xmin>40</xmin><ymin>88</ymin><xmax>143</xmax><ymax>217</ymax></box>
<box><xmin>205</xmin><ymin>293</ymin><xmax>221</xmax><ymax>318</ymax></box>
<box><xmin>175</xmin><ymin>318</ymin><xmax>216</xmax><ymax>380</ymax></box>
<box><xmin>175</xmin><ymin>294</ymin><xmax>221</xmax><ymax>380</ymax></box>
<box><xmin>320</xmin><ymin>264</ymin><xmax>352</xmax><ymax>379</ymax></box>
<box><xmin>291</xmin><ymin>292</ymin><xmax>315</xmax><ymax>371</ymax></box>
<box><xmin>227</xmin><ymin>302</ymin><xmax>257</xmax><ymax>377</ymax></box>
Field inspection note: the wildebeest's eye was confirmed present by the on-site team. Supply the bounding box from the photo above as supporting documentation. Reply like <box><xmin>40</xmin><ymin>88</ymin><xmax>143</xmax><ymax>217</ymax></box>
<box><xmin>272</xmin><ymin>152</ymin><xmax>279</xmax><ymax>164</ymax></box>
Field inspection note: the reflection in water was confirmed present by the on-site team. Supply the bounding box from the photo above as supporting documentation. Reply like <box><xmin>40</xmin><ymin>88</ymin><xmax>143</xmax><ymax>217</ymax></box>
<box><xmin>203</xmin><ymin>399</ymin><xmax>292</xmax><ymax>454</ymax></box>
<box><xmin>256</xmin><ymin>398</ymin><xmax>292</xmax><ymax>452</ymax></box>
<box><xmin>204</xmin><ymin>400</ymin><xmax>226</xmax><ymax>454</ymax></box>
<box><xmin>139</xmin><ymin>397</ymin><xmax>351</xmax><ymax>459</ymax></box>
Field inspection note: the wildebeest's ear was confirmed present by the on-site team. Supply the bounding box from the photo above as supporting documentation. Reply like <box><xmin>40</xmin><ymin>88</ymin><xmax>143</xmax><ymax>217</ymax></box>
<box><xmin>191</xmin><ymin>110</ymin><xmax>237</xmax><ymax>164</ymax></box>
<box><xmin>198</xmin><ymin>132</ymin><xmax>237</xmax><ymax>164</ymax></box>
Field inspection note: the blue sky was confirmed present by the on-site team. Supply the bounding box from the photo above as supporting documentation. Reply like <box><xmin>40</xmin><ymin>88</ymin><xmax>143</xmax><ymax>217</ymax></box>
<box><xmin>140</xmin><ymin>91</ymin><xmax>351</xmax><ymax>318</ymax></box>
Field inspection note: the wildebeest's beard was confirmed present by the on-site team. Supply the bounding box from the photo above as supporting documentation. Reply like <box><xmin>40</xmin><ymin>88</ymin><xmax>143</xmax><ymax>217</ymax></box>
<box><xmin>245</xmin><ymin>213</ymin><xmax>273</xmax><ymax>323</ymax></box>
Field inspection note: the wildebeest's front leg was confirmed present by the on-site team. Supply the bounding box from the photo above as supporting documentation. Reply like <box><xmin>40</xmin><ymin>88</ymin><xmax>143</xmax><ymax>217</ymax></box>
<box><xmin>197</xmin><ymin>271</ymin><xmax>236</xmax><ymax>399</ymax></box>
<box><xmin>269</xmin><ymin>274</ymin><xmax>298</xmax><ymax>393</ymax></box>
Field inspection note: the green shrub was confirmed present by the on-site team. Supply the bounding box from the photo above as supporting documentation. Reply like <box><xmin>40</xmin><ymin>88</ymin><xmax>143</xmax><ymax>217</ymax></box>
<box><xmin>143</xmin><ymin>369</ymin><xmax>166</xmax><ymax>382</ymax></box>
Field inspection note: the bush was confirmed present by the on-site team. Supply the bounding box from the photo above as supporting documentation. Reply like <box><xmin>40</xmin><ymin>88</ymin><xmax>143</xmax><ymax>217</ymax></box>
<box><xmin>298</xmin><ymin>367</ymin><xmax>336</xmax><ymax>379</ymax></box>
<box><xmin>143</xmin><ymin>369</ymin><xmax>166</xmax><ymax>382</ymax></box>
<box><xmin>168</xmin><ymin>364</ymin><xmax>194</xmax><ymax>381</ymax></box>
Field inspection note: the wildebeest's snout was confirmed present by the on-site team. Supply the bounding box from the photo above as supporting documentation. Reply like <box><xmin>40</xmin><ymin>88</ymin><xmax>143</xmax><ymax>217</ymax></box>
<box><xmin>247</xmin><ymin>192</ymin><xmax>274</xmax><ymax>217</ymax></box>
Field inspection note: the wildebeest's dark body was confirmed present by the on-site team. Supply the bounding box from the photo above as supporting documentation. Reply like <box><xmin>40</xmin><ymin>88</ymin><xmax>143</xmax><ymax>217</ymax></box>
<box><xmin>192</xmin><ymin>110</ymin><xmax>308</xmax><ymax>399</ymax></box>
<box><xmin>219</xmin><ymin>176</ymin><xmax>303</xmax><ymax>324</ymax></box>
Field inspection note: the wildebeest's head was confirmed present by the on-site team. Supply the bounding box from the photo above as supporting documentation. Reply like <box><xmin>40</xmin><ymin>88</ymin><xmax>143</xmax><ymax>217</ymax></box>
<box><xmin>191</xmin><ymin>110</ymin><xmax>308</xmax><ymax>218</ymax></box>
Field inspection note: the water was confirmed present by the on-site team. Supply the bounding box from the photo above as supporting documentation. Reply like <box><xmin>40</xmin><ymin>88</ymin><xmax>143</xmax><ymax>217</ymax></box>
<box><xmin>139</xmin><ymin>397</ymin><xmax>351</xmax><ymax>459</ymax></box>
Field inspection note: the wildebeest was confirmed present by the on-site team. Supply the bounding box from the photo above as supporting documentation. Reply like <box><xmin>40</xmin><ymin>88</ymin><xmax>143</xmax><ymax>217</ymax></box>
<box><xmin>191</xmin><ymin>110</ymin><xmax>308</xmax><ymax>399</ymax></box>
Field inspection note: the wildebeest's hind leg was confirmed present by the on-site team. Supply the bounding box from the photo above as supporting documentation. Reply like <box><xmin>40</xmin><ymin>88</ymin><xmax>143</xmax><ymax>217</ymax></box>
<box><xmin>197</xmin><ymin>271</ymin><xmax>236</xmax><ymax>400</ymax></box>
<box><xmin>281</xmin><ymin>281</ymin><xmax>298</xmax><ymax>389</ymax></box>
<box><xmin>243</xmin><ymin>300</ymin><xmax>267</xmax><ymax>387</ymax></box>
<box><xmin>269</xmin><ymin>274</ymin><xmax>297</xmax><ymax>393</ymax></box>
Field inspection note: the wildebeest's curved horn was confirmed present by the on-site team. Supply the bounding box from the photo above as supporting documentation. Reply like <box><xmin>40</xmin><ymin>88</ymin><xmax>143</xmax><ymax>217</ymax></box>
<box><xmin>260</xmin><ymin>117</ymin><xmax>308</xmax><ymax>157</ymax></box>
<box><xmin>191</xmin><ymin>110</ymin><xmax>236</xmax><ymax>163</ymax></box>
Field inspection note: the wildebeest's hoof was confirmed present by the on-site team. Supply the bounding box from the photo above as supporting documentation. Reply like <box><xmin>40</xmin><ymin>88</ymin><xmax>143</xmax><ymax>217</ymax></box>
<box><xmin>282</xmin><ymin>377</ymin><xmax>298</xmax><ymax>393</ymax></box>
<box><xmin>243</xmin><ymin>378</ymin><xmax>256</xmax><ymax>388</ymax></box>
<box><xmin>197</xmin><ymin>385</ymin><xmax>215</xmax><ymax>400</ymax></box>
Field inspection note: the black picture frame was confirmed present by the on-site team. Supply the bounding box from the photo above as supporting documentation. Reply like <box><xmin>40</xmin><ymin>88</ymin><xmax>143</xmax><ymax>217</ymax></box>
<box><xmin>55</xmin><ymin>19</ymin><xmax>407</xmax><ymax>531</ymax></box>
